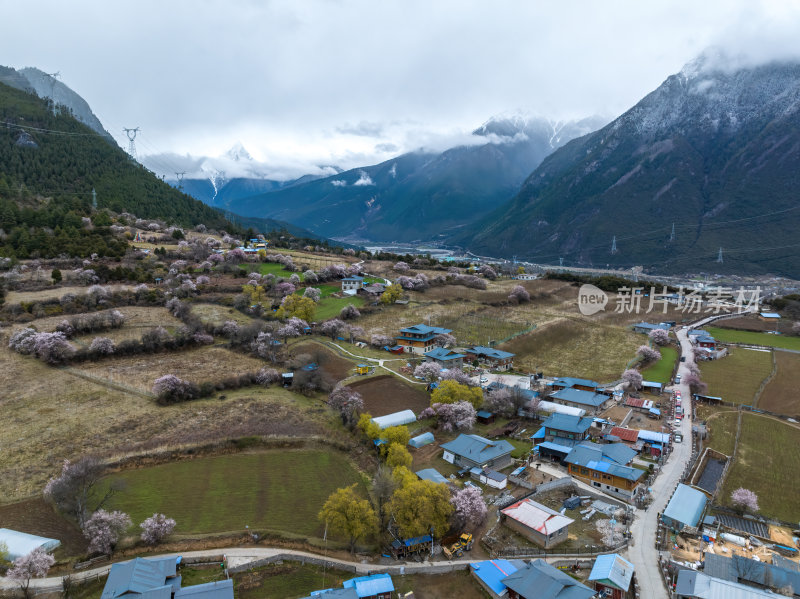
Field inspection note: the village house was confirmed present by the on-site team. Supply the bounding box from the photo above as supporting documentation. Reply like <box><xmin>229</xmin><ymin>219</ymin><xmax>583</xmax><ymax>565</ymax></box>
<box><xmin>500</xmin><ymin>559</ymin><xmax>595</xmax><ymax>599</ymax></box>
<box><xmin>688</xmin><ymin>330</ymin><xmax>717</xmax><ymax>349</ymax></box>
<box><xmin>661</xmin><ymin>484</ymin><xmax>707</xmax><ymax>532</ymax></box>
<box><xmin>342</xmin><ymin>574</ymin><xmax>394</xmax><ymax>599</ymax></box>
<box><xmin>465</xmin><ymin>346</ymin><xmax>515</xmax><ymax>370</ymax></box>
<box><xmin>540</xmin><ymin>413</ymin><xmax>594</xmax><ymax>446</ymax></box>
<box><xmin>440</xmin><ymin>433</ymin><xmax>514</xmax><ymax>470</ymax></box>
<box><xmin>470</xmin><ymin>559</ymin><xmax>527</xmax><ymax>599</ymax></box>
<box><xmin>549</xmin><ymin>387</ymin><xmax>611</xmax><ymax>414</ymax></box>
<box><xmin>470</xmin><ymin>467</ymin><xmax>508</xmax><ymax>489</ymax></box>
<box><xmin>564</xmin><ymin>442</ymin><xmax>644</xmax><ymax>502</ymax></box>
<box><xmin>425</xmin><ymin>346</ymin><xmax>466</xmax><ymax>368</ymax></box>
<box><xmin>514</xmin><ymin>273</ymin><xmax>538</xmax><ymax>280</ymax></box>
<box><xmin>550</xmin><ymin>377</ymin><xmax>601</xmax><ymax>392</ymax></box>
<box><xmin>357</xmin><ymin>282</ymin><xmax>386</xmax><ymax>298</ymax></box>
<box><xmin>340</xmin><ymin>275</ymin><xmax>364</xmax><ymax>295</ymax></box>
<box><xmin>395</xmin><ymin>324</ymin><xmax>453</xmax><ymax>355</ymax></box>
<box><xmin>101</xmin><ymin>557</ymin><xmax>234</xmax><ymax>599</ymax></box>
<box><xmin>588</xmin><ymin>554</ymin><xmax>635</xmax><ymax>599</ymax></box>
<box><xmin>759</xmin><ymin>311</ymin><xmax>781</xmax><ymax>322</ymax></box>
<box><xmin>632</xmin><ymin>322</ymin><xmax>671</xmax><ymax>335</ymax></box>
<box><xmin>675</xmin><ymin>571</ymin><xmax>776</xmax><ymax>599</ymax></box>
<box><xmin>501</xmin><ymin>498</ymin><xmax>574</xmax><ymax>549</ymax></box>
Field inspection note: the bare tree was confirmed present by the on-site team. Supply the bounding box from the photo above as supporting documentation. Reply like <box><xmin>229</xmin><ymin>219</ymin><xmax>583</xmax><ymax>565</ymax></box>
<box><xmin>43</xmin><ymin>457</ymin><xmax>117</xmax><ymax>527</ymax></box>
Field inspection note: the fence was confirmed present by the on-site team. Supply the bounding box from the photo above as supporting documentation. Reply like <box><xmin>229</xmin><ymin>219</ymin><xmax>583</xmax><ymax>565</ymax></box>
<box><xmin>490</xmin><ymin>539</ymin><xmax>629</xmax><ymax>560</ymax></box>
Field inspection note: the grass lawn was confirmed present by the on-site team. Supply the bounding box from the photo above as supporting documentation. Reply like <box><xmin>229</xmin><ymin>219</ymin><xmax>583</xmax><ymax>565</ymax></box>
<box><xmin>100</xmin><ymin>450</ymin><xmax>367</xmax><ymax>540</ymax></box>
<box><xmin>700</xmin><ymin>409</ymin><xmax>739</xmax><ymax>456</ymax></box>
<box><xmin>700</xmin><ymin>348</ymin><xmax>773</xmax><ymax>405</ymax></box>
<box><xmin>192</xmin><ymin>303</ymin><xmax>254</xmax><ymax>326</ymax></box>
<box><xmin>314</xmin><ymin>295</ymin><xmax>365</xmax><ymax>321</ymax></box>
<box><xmin>641</xmin><ymin>345</ymin><xmax>679</xmax><ymax>384</ymax></box>
<box><xmin>240</xmin><ymin>263</ymin><xmax>300</xmax><ymax>280</ymax></box>
<box><xmin>706</xmin><ymin>327</ymin><xmax>800</xmax><ymax>351</ymax></box>
<box><xmin>720</xmin><ymin>413</ymin><xmax>800</xmax><ymax>522</ymax></box>
<box><xmin>507</xmin><ymin>438</ymin><xmax>533</xmax><ymax>459</ymax></box>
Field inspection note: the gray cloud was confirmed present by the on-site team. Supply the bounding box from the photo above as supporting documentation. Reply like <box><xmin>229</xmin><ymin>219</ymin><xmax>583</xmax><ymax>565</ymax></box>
<box><xmin>3</xmin><ymin>1</ymin><xmax>799</xmax><ymax>178</ymax></box>
<box><xmin>335</xmin><ymin>121</ymin><xmax>385</xmax><ymax>137</ymax></box>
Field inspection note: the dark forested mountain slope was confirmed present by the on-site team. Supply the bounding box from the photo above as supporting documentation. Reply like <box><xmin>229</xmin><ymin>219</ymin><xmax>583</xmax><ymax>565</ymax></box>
<box><xmin>463</xmin><ymin>56</ymin><xmax>800</xmax><ymax>277</ymax></box>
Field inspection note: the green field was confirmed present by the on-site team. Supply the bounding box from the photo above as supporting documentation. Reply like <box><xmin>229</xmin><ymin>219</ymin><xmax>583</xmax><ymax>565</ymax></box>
<box><xmin>706</xmin><ymin>327</ymin><xmax>800</xmax><ymax>351</ymax></box>
<box><xmin>101</xmin><ymin>450</ymin><xmax>367</xmax><ymax>539</ymax></box>
<box><xmin>314</xmin><ymin>295</ymin><xmax>365</xmax><ymax>321</ymax></box>
<box><xmin>641</xmin><ymin>345</ymin><xmax>679</xmax><ymax>384</ymax></box>
<box><xmin>721</xmin><ymin>413</ymin><xmax>800</xmax><ymax>522</ymax></box>
<box><xmin>701</xmin><ymin>409</ymin><xmax>739</xmax><ymax>456</ymax></box>
<box><xmin>240</xmin><ymin>263</ymin><xmax>300</xmax><ymax>279</ymax></box>
<box><xmin>700</xmin><ymin>348</ymin><xmax>773</xmax><ymax>405</ymax></box>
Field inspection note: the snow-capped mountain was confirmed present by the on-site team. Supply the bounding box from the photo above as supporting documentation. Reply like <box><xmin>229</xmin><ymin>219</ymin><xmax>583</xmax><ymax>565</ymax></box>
<box><xmin>225</xmin><ymin>114</ymin><xmax>607</xmax><ymax>242</ymax></box>
<box><xmin>463</xmin><ymin>52</ymin><xmax>800</xmax><ymax>277</ymax></box>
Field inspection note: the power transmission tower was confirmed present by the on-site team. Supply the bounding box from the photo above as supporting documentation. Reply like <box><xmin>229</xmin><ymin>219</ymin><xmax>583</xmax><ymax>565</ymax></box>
<box><xmin>123</xmin><ymin>127</ymin><xmax>140</xmax><ymax>161</ymax></box>
<box><xmin>559</xmin><ymin>257</ymin><xmax>564</xmax><ymax>268</ymax></box>
<box><xmin>47</xmin><ymin>71</ymin><xmax>61</xmax><ymax>115</ymax></box>
<box><xmin>716</xmin><ymin>247</ymin><xmax>723</xmax><ymax>263</ymax></box>
<box><xmin>670</xmin><ymin>223</ymin><xmax>676</xmax><ymax>242</ymax></box>
<box><xmin>92</xmin><ymin>188</ymin><xmax>97</xmax><ymax>209</ymax></box>
<box><xmin>611</xmin><ymin>236</ymin><xmax>618</xmax><ymax>254</ymax></box>
<box><xmin>175</xmin><ymin>172</ymin><xmax>186</xmax><ymax>191</ymax></box>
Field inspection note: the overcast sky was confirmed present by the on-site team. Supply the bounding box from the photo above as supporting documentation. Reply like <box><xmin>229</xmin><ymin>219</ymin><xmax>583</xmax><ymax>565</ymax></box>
<box><xmin>4</xmin><ymin>0</ymin><xmax>800</xmax><ymax>179</ymax></box>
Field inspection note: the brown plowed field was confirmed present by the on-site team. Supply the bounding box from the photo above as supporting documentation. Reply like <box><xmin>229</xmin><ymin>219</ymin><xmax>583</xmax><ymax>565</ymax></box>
<box><xmin>758</xmin><ymin>351</ymin><xmax>800</xmax><ymax>417</ymax></box>
<box><xmin>349</xmin><ymin>374</ymin><xmax>429</xmax><ymax>416</ymax></box>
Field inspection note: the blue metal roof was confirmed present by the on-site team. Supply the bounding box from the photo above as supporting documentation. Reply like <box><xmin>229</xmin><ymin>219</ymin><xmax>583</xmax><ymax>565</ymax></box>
<box><xmin>553</xmin><ymin>377</ymin><xmax>599</xmax><ymax>389</ymax></box>
<box><xmin>467</xmin><ymin>346</ymin><xmax>515</xmax><ymax>360</ymax></box>
<box><xmin>550</xmin><ymin>388</ymin><xmax>608</xmax><ymax>407</ymax></box>
<box><xmin>588</xmin><ymin>554</ymin><xmax>634</xmax><ymax>591</ymax></box>
<box><xmin>531</xmin><ymin>426</ymin><xmax>546</xmax><ymax>440</ymax></box>
<box><xmin>565</xmin><ymin>443</ymin><xmax>643</xmax><ymax>482</ymax></box>
<box><xmin>470</xmin><ymin>560</ymin><xmax>522</xmax><ymax>596</ymax></box>
<box><xmin>102</xmin><ymin>558</ymin><xmax>178</xmax><ymax>599</ymax></box>
<box><xmin>501</xmin><ymin>559</ymin><xmax>595</xmax><ymax>599</ymax></box>
<box><xmin>415</xmin><ymin>468</ymin><xmax>447</xmax><ymax>484</ymax></box>
<box><xmin>663</xmin><ymin>484</ymin><xmax>707</xmax><ymax>529</ymax></box>
<box><xmin>476</xmin><ymin>410</ymin><xmax>493</xmax><ymax>418</ymax></box>
<box><xmin>760</xmin><ymin>312</ymin><xmax>781</xmax><ymax>318</ymax></box>
<box><xmin>341</xmin><ymin>276</ymin><xmax>364</xmax><ymax>281</ymax></box>
<box><xmin>542</xmin><ymin>413</ymin><xmax>594</xmax><ymax>434</ymax></box>
<box><xmin>536</xmin><ymin>441</ymin><xmax>574</xmax><ymax>455</ymax></box>
<box><xmin>399</xmin><ymin>324</ymin><xmax>451</xmax><ymax>335</ymax></box>
<box><xmin>342</xmin><ymin>574</ymin><xmax>394</xmax><ymax>598</ymax></box>
<box><xmin>426</xmin><ymin>347</ymin><xmax>466</xmax><ymax>361</ymax></box>
<box><xmin>440</xmin><ymin>434</ymin><xmax>514</xmax><ymax>463</ymax></box>
<box><xmin>173</xmin><ymin>580</ymin><xmax>233</xmax><ymax>599</ymax></box>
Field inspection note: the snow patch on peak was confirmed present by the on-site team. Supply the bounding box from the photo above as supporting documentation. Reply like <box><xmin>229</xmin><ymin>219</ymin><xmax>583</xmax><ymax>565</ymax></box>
<box><xmin>226</xmin><ymin>142</ymin><xmax>252</xmax><ymax>162</ymax></box>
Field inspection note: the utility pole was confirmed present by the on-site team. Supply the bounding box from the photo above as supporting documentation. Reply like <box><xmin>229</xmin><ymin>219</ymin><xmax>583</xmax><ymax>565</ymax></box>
<box><xmin>670</xmin><ymin>223</ymin><xmax>676</xmax><ymax>242</ymax></box>
<box><xmin>175</xmin><ymin>171</ymin><xmax>186</xmax><ymax>191</ymax></box>
<box><xmin>123</xmin><ymin>127</ymin><xmax>140</xmax><ymax>161</ymax></box>
<box><xmin>47</xmin><ymin>71</ymin><xmax>61</xmax><ymax>115</ymax></box>
<box><xmin>611</xmin><ymin>236</ymin><xmax>618</xmax><ymax>254</ymax></box>
<box><xmin>716</xmin><ymin>247</ymin><xmax>723</xmax><ymax>264</ymax></box>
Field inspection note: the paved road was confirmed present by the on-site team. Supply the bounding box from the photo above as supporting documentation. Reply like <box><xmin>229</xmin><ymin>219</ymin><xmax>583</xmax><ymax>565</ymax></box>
<box><xmin>624</xmin><ymin>325</ymin><xmax>697</xmax><ymax>599</ymax></box>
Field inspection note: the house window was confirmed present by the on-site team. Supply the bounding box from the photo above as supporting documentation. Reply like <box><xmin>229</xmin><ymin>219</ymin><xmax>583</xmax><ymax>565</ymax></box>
<box><xmin>581</xmin><ymin>468</ymin><xmax>588</xmax><ymax>475</ymax></box>
<box><xmin>593</xmin><ymin>482</ymin><xmax>600</xmax><ymax>488</ymax></box>
<box><xmin>592</xmin><ymin>472</ymin><xmax>599</xmax><ymax>479</ymax></box>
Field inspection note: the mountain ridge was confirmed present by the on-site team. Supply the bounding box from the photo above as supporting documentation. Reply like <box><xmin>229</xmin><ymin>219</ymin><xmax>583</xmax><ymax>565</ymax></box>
<box><xmin>223</xmin><ymin>114</ymin><xmax>607</xmax><ymax>242</ymax></box>
<box><xmin>460</xmin><ymin>56</ymin><xmax>800</xmax><ymax>277</ymax></box>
